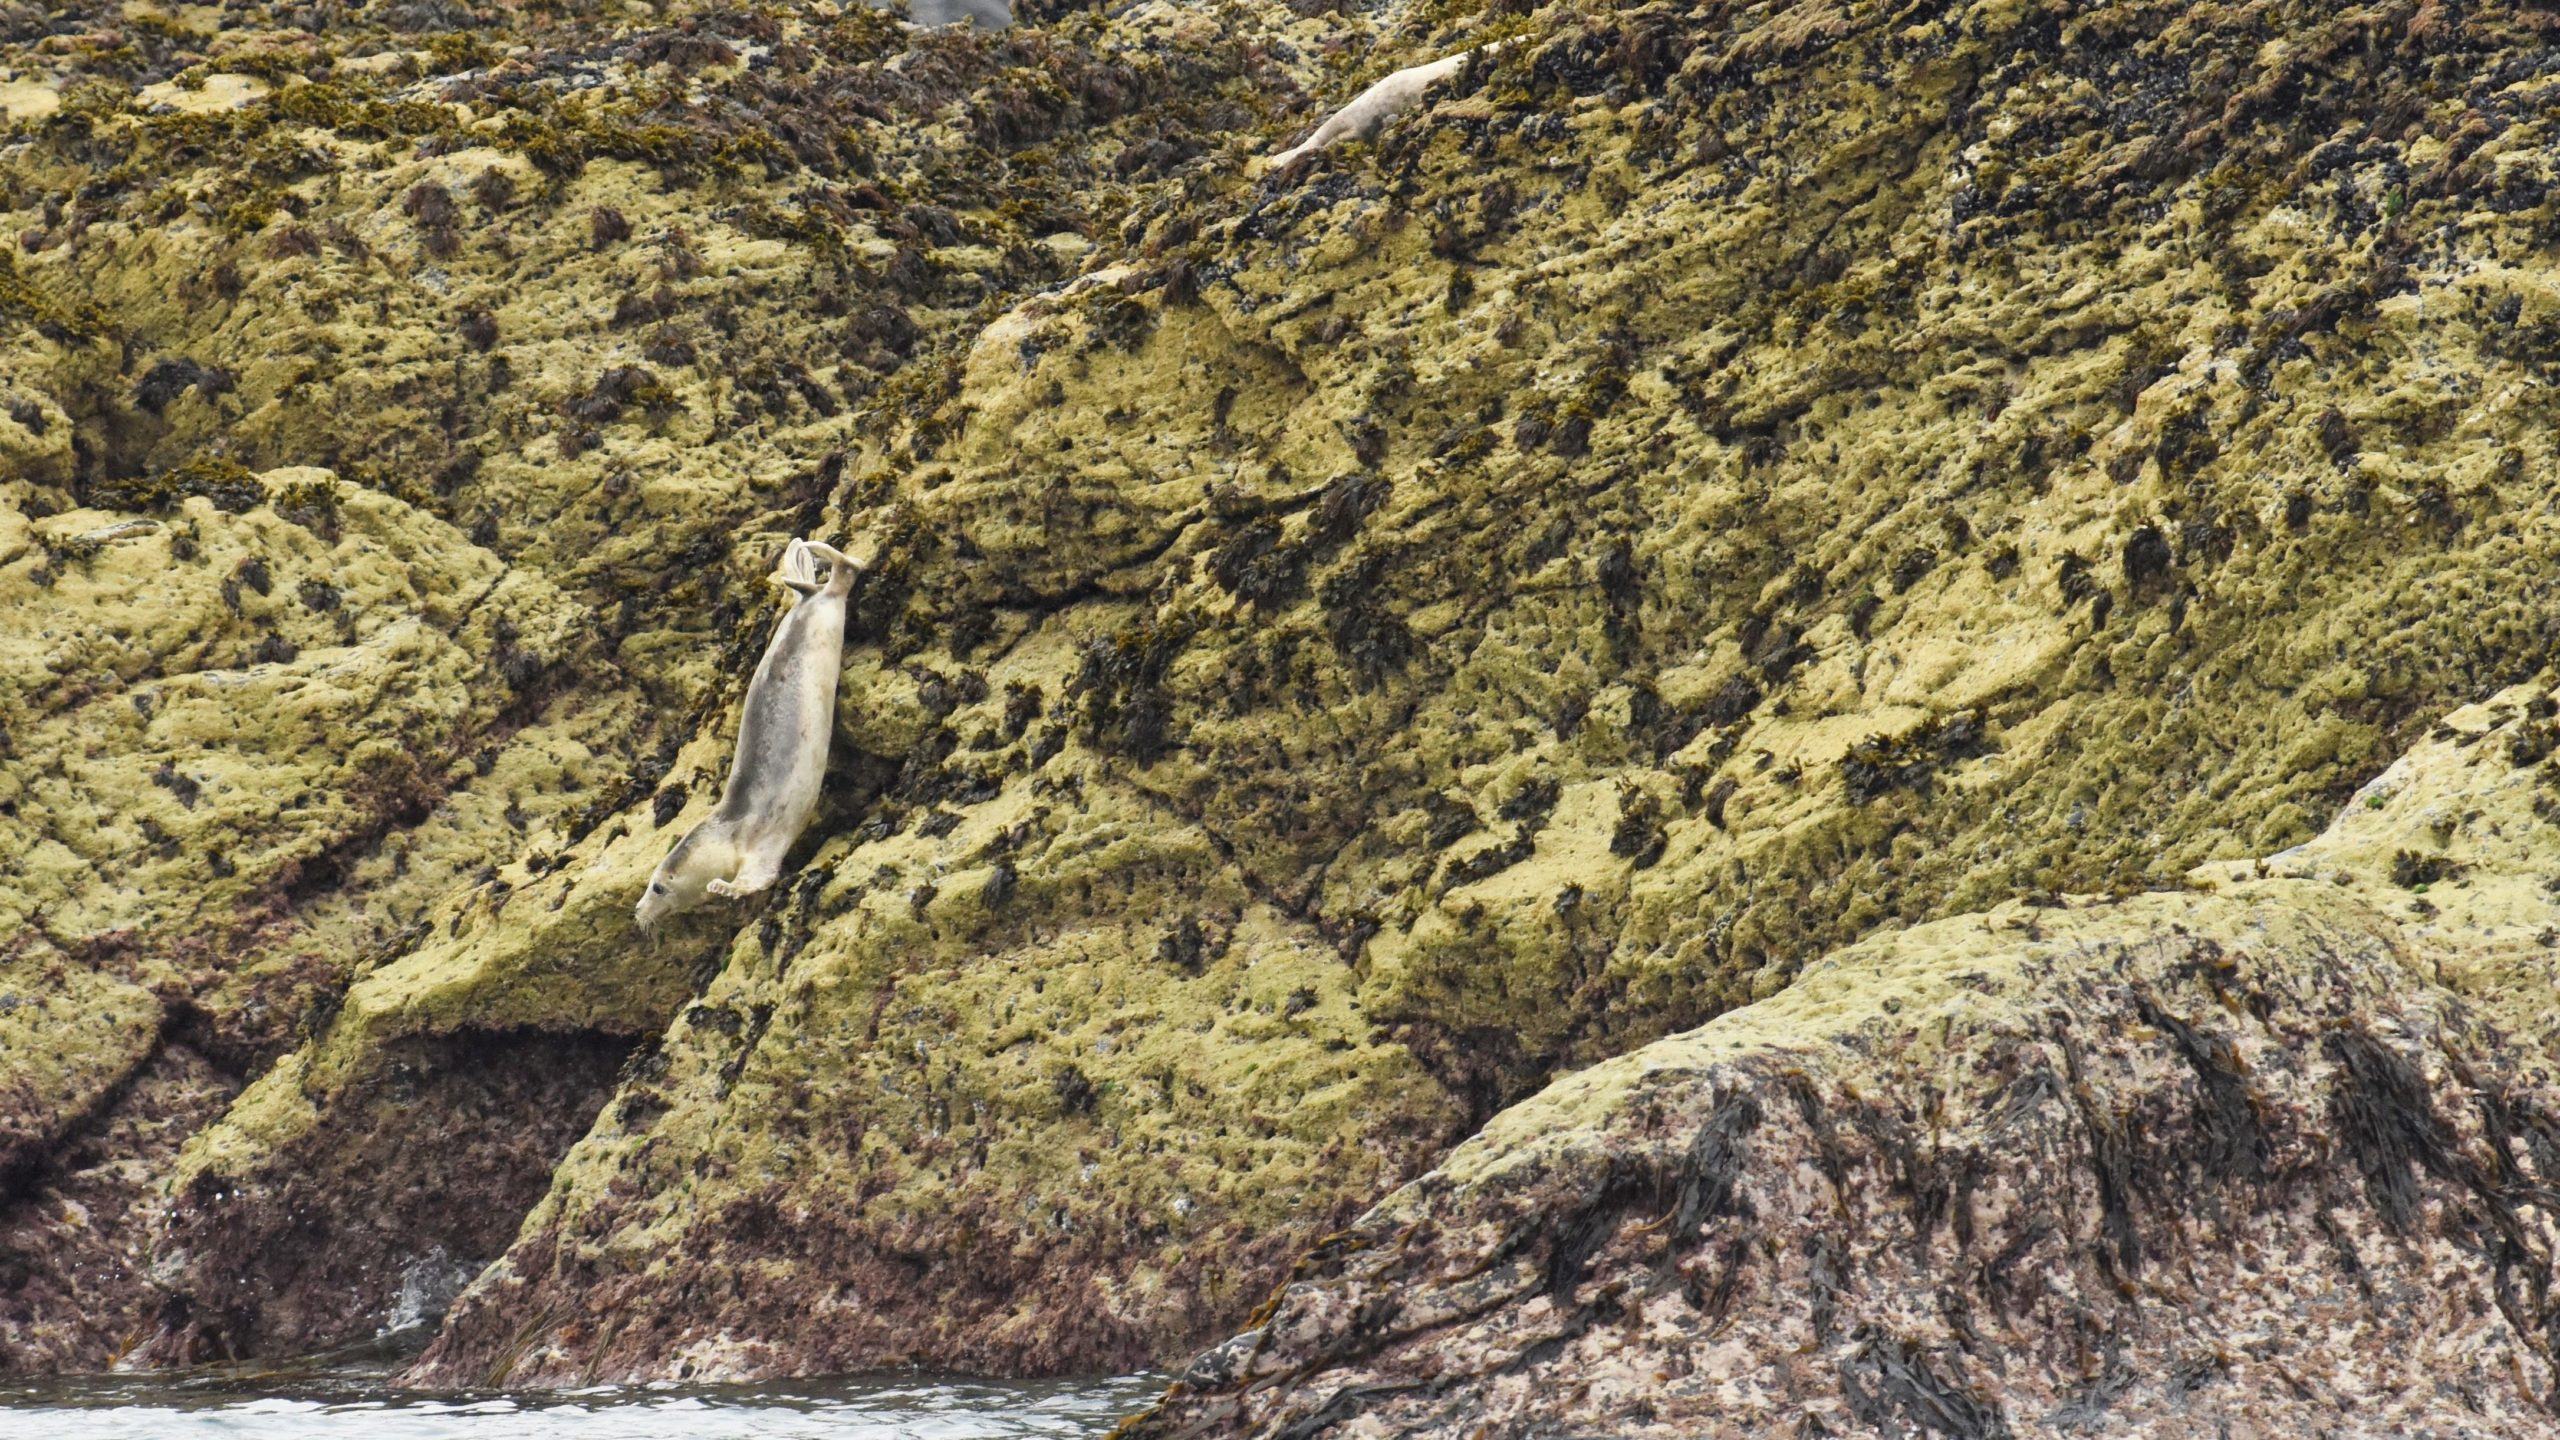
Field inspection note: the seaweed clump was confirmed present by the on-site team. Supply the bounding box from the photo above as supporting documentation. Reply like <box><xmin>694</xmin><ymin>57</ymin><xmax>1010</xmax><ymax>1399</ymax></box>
<box><xmin>1071</xmin><ymin>618</ymin><xmax>1196</xmax><ymax>764</ymax></box>
<box><xmin>86</xmin><ymin>458</ymin><xmax>269</xmax><ymax>516</ymax></box>
<box><xmin>1840</xmin><ymin>711</ymin><xmax>1992</xmax><ymax>805</ymax></box>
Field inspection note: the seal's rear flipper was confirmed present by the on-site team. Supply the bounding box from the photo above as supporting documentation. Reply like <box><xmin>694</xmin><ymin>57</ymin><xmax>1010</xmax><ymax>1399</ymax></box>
<box><xmin>772</xmin><ymin>538</ymin><xmax>824</xmax><ymax>596</ymax></box>
<box><xmin>801</xmin><ymin>539</ymin><xmax>866</xmax><ymax>595</ymax></box>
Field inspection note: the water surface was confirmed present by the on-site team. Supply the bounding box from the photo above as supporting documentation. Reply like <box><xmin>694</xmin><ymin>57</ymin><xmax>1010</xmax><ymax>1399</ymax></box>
<box><xmin>2</xmin><ymin>1347</ymin><xmax>1162</xmax><ymax>1439</ymax></box>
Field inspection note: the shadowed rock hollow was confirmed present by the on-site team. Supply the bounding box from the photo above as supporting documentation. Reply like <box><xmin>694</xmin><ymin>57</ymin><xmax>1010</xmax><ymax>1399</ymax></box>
<box><xmin>4</xmin><ymin>0</ymin><xmax>2560</xmax><ymax>1425</ymax></box>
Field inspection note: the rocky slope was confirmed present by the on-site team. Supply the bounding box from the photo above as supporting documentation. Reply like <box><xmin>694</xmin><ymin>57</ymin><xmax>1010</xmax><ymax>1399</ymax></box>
<box><xmin>1132</xmin><ymin>683</ymin><xmax>2560</xmax><ymax>1436</ymax></box>
<box><xmin>4</xmin><ymin>0</ymin><xmax>2560</xmax><ymax>1418</ymax></box>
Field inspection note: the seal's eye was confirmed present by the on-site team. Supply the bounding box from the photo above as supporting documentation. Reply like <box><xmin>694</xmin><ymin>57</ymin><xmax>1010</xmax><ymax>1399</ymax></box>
<box><xmin>650</xmin><ymin>882</ymin><xmax>667</xmax><ymax>895</ymax></box>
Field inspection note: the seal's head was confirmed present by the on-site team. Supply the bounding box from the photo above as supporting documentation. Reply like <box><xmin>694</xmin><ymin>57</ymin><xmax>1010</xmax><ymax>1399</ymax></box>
<box><xmin>635</xmin><ymin>822</ymin><xmax>727</xmax><ymax>932</ymax></box>
<box><xmin>634</xmin><ymin>874</ymin><xmax>682</xmax><ymax>934</ymax></box>
<box><xmin>801</xmin><ymin>538</ymin><xmax>866</xmax><ymax>597</ymax></box>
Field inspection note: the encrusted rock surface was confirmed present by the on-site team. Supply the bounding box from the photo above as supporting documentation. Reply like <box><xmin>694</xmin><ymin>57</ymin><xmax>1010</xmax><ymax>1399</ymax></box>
<box><xmin>4</xmin><ymin>0</ymin><xmax>2560</xmax><ymax>1417</ymax></box>
<box><xmin>1132</xmin><ymin>685</ymin><xmax>2560</xmax><ymax>1436</ymax></box>
<box><xmin>1</xmin><ymin>474</ymin><xmax>632</xmax><ymax>1364</ymax></box>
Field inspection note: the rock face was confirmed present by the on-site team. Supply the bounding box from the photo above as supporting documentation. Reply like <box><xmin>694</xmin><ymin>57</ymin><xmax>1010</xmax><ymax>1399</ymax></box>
<box><xmin>1132</xmin><ymin>686</ymin><xmax>2560</xmax><ymax>1436</ymax></box>
<box><xmin>5</xmin><ymin>0</ymin><xmax>2560</xmax><ymax>1414</ymax></box>
<box><xmin>0</xmin><ymin>475</ymin><xmax>635</xmax><ymax>1364</ymax></box>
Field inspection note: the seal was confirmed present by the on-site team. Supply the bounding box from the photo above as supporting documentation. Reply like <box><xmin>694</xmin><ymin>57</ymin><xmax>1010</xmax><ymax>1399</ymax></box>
<box><xmin>1265</xmin><ymin>41</ymin><xmax>1513</xmax><ymax>172</ymax></box>
<box><xmin>636</xmin><ymin>537</ymin><xmax>863</xmax><ymax>930</ymax></box>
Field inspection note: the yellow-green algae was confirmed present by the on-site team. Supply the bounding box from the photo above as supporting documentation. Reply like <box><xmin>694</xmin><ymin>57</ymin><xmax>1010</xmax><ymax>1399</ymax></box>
<box><xmin>8</xmin><ymin>0</ymin><xmax>2560</xmax><ymax>1394</ymax></box>
<box><xmin>1133</xmin><ymin>681</ymin><xmax>2560</xmax><ymax>1437</ymax></box>
<box><xmin>437</xmin><ymin>0</ymin><xmax>2560</xmax><ymax>1375</ymax></box>
<box><xmin>0</xmin><ymin>464</ymin><xmax>643</xmax><ymax>1360</ymax></box>
<box><xmin>1453</xmin><ymin>676</ymin><xmax>2560</xmax><ymax>1191</ymax></box>
<box><xmin>2</xmin><ymin>0</ymin><xmax>1419</xmax><ymax>1373</ymax></box>
<box><xmin>0</xmin><ymin>963</ymin><xmax>161</xmax><ymax>1177</ymax></box>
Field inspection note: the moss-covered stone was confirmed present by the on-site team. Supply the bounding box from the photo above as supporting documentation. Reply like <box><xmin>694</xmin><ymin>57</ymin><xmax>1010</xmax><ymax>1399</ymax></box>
<box><xmin>0</xmin><ymin>467</ymin><xmax>642</xmax><ymax>1365</ymax></box>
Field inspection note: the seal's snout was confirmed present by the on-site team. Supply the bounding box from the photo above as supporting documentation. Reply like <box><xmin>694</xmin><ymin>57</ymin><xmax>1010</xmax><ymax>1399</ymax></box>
<box><xmin>634</xmin><ymin>877</ymin><xmax>677</xmax><ymax>935</ymax></box>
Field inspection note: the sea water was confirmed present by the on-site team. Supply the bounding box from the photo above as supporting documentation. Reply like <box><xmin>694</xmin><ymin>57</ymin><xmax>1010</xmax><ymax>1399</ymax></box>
<box><xmin>0</xmin><ymin>1348</ymin><xmax>1163</xmax><ymax>1439</ymax></box>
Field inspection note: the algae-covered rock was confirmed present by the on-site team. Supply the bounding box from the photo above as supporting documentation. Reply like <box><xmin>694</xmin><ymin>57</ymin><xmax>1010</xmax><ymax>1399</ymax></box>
<box><xmin>1132</xmin><ymin>685</ymin><xmax>2560</xmax><ymax>1437</ymax></box>
<box><xmin>0</xmin><ymin>467</ymin><xmax>634</xmax><ymax>1367</ymax></box>
<box><xmin>410</xmin><ymin>774</ymin><xmax>1455</xmax><ymax>1382</ymax></box>
<box><xmin>10</xmin><ymin>0</ymin><xmax>2560</xmax><ymax>1407</ymax></box>
<box><xmin>0</xmin><ymin>965</ymin><xmax>159</xmax><ymax>1186</ymax></box>
<box><xmin>2</xmin><ymin>0</ymin><xmax>1392</xmax><ymax>1374</ymax></box>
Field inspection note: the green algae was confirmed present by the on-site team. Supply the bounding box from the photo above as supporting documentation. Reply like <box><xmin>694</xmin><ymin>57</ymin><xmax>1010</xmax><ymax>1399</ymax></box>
<box><xmin>0</xmin><ymin>252</ymin><xmax>109</xmax><ymax>341</ymax></box>
<box><xmin>415</xmin><ymin>760</ymin><xmax>1453</xmax><ymax>1379</ymax></box>
<box><xmin>0</xmin><ymin>0</ymin><xmax>1386</xmax><ymax>1373</ymax></box>
<box><xmin>0</xmin><ymin>963</ymin><xmax>162</xmax><ymax>1176</ymax></box>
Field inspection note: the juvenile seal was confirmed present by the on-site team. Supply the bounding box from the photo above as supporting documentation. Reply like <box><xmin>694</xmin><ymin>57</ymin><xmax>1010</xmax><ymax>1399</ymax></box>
<box><xmin>1265</xmin><ymin>40</ymin><xmax>1514</xmax><ymax>173</ymax></box>
<box><xmin>636</xmin><ymin>537</ymin><xmax>863</xmax><ymax>930</ymax></box>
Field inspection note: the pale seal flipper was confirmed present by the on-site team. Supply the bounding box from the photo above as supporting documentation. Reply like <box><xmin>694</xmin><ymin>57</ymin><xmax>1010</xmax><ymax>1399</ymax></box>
<box><xmin>1265</xmin><ymin>40</ymin><xmax>1512</xmax><ymax>174</ymax></box>
<box><xmin>636</xmin><ymin>537</ymin><xmax>866</xmax><ymax>930</ymax></box>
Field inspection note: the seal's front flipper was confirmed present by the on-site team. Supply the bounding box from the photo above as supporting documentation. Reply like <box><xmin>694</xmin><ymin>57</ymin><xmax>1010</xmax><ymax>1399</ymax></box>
<box><xmin>707</xmin><ymin>853</ymin><xmax>784</xmax><ymax>900</ymax></box>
